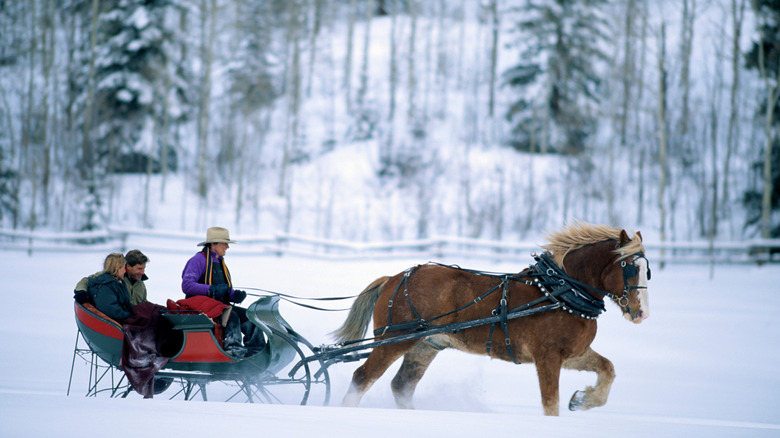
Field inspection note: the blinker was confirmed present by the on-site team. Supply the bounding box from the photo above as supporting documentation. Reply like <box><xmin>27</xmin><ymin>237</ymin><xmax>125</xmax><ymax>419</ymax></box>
<box><xmin>621</xmin><ymin>253</ymin><xmax>651</xmax><ymax>281</ymax></box>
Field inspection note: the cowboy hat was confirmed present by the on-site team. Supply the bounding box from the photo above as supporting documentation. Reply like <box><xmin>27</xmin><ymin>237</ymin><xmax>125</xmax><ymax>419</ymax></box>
<box><xmin>197</xmin><ymin>227</ymin><xmax>237</xmax><ymax>246</ymax></box>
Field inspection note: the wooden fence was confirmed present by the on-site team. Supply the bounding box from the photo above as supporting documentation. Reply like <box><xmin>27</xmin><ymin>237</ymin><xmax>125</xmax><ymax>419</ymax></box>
<box><xmin>2</xmin><ymin>227</ymin><xmax>779</xmax><ymax>265</ymax></box>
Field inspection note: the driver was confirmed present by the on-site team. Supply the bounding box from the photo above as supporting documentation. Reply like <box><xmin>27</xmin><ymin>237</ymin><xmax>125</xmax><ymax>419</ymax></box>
<box><xmin>181</xmin><ymin>227</ymin><xmax>265</xmax><ymax>358</ymax></box>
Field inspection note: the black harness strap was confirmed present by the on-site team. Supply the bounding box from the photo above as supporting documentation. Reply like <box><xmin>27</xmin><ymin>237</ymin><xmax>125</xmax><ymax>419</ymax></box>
<box><xmin>375</xmin><ymin>265</ymin><xmax>505</xmax><ymax>337</ymax></box>
<box><xmin>530</xmin><ymin>253</ymin><xmax>606</xmax><ymax>319</ymax></box>
<box><xmin>486</xmin><ymin>275</ymin><xmax>521</xmax><ymax>364</ymax></box>
<box><xmin>378</xmin><ymin>268</ymin><xmax>412</xmax><ymax>336</ymax></box>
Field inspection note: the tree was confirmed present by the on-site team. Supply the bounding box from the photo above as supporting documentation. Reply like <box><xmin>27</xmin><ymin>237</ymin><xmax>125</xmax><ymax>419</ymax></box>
<box><xmin>656</xmin><ymin>19</ymin><xmax>669</xmax><ymax>267</ymax></box>
<box><xmin>196</xmin><ymin>0</ymin><xmax>216</xmax><ymax>219</ymax></box>
<box><xmin>62</xmin><ymin>0</ymin><xmax>192</xmax><ymax>229</ymax></box>
<box><xmin>503</xmin><ymin>0</ymin><xmax>611</xmax><ymax>155</ymax></box>
<box><xmin>88</xmin><ymin>0</ymin><xmax>178</xmax><ymax>173</ymax></box>
<box><xmin>744</xmin><ymin>0</ymin><xmax>780</xmax><ymax>238</ymax></box>
<box><xmin>226</xmin><ymin>0</ymin><xmax>280</xmax><ymax>229</ymax></box>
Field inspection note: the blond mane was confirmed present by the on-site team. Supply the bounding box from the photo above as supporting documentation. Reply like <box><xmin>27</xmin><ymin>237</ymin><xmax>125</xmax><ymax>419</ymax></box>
<box><xmin>541</xmin><ymin>221</ymin><xmax>645</xmax><ymax>268</ymax></box>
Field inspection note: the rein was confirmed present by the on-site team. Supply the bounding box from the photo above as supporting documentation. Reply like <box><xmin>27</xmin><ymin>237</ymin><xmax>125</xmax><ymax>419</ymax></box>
<box><xmin>239</xmin><ymin>287</ymin><xmax>359</xmax><ymax>312</ymax></box>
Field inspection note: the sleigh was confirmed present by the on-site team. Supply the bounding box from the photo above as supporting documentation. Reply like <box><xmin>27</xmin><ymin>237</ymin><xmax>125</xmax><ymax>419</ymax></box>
<box><xmin>67</xmin><ymin>296</ymin><xmax>331</xmax><ymax>405</ymax></box>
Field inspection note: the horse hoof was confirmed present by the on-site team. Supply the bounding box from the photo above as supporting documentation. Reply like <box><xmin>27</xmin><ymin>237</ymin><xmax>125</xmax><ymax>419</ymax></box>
<box><xmin>569</xmin><ymin>390</ymin><xmax>586</xmax><ymax>411</ymax></box>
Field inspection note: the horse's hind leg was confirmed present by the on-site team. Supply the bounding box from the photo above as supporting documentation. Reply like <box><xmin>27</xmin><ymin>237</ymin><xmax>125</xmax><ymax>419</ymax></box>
<box><xmin>391</xmin><ymin>341</ymin><xmax>441</xmax><ymax>409</ymax></box>
<box><xmin>563</xmin><ymin>347</ymin><xmax>615</xmax><ymax>411</ymax></box>
<box><xmin>343</xmin><ymin>341</ymin><xmax>419</xmax><ymax>407</ymax></box>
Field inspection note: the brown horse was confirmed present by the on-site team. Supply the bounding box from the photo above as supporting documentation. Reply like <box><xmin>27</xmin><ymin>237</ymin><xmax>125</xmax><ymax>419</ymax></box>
<box><xmin>332</xmin><ymin>222</ymin><xmax>650</xmax><ymax>416</ymax></box>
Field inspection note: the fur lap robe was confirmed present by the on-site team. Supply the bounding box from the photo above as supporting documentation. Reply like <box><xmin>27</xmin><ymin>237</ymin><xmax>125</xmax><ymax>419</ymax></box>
<box><xmin>121</xmin><ymin>301</ymin><xmax>176</xmax><ymax>398</ymax></box>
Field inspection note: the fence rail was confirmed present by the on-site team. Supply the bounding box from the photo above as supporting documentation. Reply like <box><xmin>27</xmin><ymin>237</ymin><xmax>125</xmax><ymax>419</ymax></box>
<box><xmin>1</xmin><ymin>227</ymin><xmax>779</xmax><ymax>265</ymax></box>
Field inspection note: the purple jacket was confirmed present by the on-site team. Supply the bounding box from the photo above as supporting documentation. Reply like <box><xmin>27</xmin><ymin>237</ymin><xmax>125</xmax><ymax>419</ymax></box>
<box><xmin>181</xmin><ymin>251</ymin><xmax>227</xmax><ymax>297</ymax></box>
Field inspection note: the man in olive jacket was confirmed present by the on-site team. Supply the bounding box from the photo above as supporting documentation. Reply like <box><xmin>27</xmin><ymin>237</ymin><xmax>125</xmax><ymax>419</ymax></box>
<box><xmin>75</xmin><ymin>249</ymin><xmax>149</xmax><ymax>305</ymax></box>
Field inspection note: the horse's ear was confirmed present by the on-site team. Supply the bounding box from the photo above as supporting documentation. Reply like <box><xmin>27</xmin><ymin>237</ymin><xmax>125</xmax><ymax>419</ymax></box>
<box><xmin>636</xmin><ymin>230</ymin><xmax>643</xmax><ymax>242</ymax></box>
<box><xmin>619</xmin><ymin>229</ymin><xmax>630</xmax><ymax>245</ymax></box>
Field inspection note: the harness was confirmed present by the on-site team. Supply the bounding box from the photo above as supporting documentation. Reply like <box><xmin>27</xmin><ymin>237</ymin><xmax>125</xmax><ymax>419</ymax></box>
<box><xmin>372</xmin><ymin>251</ymin><xmax>649</xmax><ymax>363</ymax></box>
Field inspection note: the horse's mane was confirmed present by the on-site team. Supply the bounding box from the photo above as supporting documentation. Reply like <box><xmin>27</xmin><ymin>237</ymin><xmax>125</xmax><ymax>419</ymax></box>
<box><xmin>541</xmin><ymin>221</ymin><xmax>645</xmax><ymax>268</ymax></box>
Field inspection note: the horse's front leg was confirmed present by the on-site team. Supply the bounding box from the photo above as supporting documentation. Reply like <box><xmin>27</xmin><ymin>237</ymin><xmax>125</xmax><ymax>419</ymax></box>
<box><xmin>562</xmin><ymin>347</ymin><xmax>615</xmax><ymax>411</ymax></box>
<box><xmin>534</xmin><ymin>359</ymin><xmax>563</xmax><ymax>416</ymax></box>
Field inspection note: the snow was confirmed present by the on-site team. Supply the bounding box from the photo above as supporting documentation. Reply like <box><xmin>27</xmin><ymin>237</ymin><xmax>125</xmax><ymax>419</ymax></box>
<box><xmin>2</xmin><ymin>249</ymin><xmax>779</xmax><ymax>437</ymax></box>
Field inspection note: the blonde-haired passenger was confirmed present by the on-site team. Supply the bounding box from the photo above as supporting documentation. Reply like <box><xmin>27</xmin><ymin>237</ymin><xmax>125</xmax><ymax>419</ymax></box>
<box><xmin>87</xmin><ymin>253</ymin><xmax>133</xmax><ymax>322</ymax></box>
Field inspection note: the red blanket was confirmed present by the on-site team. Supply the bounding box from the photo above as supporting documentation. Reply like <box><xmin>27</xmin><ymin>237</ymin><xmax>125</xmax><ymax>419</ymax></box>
<box><xmin>167</xmin><ymin>295</ymin><xmax>230</xmax><ymax>319</ymax></box>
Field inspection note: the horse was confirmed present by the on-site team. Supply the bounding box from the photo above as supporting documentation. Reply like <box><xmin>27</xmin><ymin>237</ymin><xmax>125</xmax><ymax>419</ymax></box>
<box><xmin>332</xmin><ymin>222</ymin><xmax>650</xmax><ymax>416</ymax></box>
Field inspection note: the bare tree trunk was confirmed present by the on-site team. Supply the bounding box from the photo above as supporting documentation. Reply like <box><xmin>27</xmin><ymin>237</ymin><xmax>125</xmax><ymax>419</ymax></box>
<box><xmin>620</xmin><ymin>0</ymin><xmax>635</xmax><ymax>148</ymax></box>
<box><xmin>656</xmin><ymin>20</ymin><xmax>668</xmax><ymax>268</ymax></box>
<box><xmin>160</xmin><ymin>52</ymin><xmax>171</xmax><ymax>201</ymax></box>
<box><xmin>407</xmin><ymin>0</ymin><xmax>417</xmax><ymax>122</ymax></box>
<box><xmin>635</xmin><ymin>1</ymin><xmax>648</xmax><ymax>225</ymax></box>
<box><xmin>196</xmin><ymin>0</ymin><xmax>216</xmax><ymax>226</ymax></box>
<box><xmin>722</xmin><ymin>0</ymin><xmax>746</xmax><ymax>237</ymax></box>
<box><xmin>325</xmin><ymin>0</ymin><xmax>337</xmax><ymax>146</ymax></box>
<box><xmin>235</xmin><ymin>106</ymin><xmax>248</xmax><ymax>232</ymax></box>
<box><xmin>456</xmin><ymin>0</ymin><xmax>466</xmax><ymax>89</ymax></box>
<box><xmin>357</xmin><ymin>0</ymin><xmax>374</xmax><ymax>111</ymax></box>
<box><xmin>40</xmin><ymin>0</ymin><xmax>55</xmax><ymax>222</ymax></box>
<box><xmin>281</xmin><ymin>0</ymin><xmax>303</xmax><ymax>233</ymax></box>
<box><xmin>344</xmin><ymin>0</ymin><xmax>356</xmax><ymax>113</ymax></box>
<box><xmin>24</xmin><ymin>0</ymin><xmax>38</xmax><ymax>233</ymax></box>
<box><xmin>708</xmin><ymin>13</ymin><xmax>727</xmax><ymax>275</ymax></box>
<box><xmin>143</xmin><ymin>94</ymin><xmax>157</xmax><ymax>228</ymax></box>
<box><xmin>177</xmin><ymin>7</ymin><xmax>190</xmax><ymax>230</ymax></box>
<box><xmin>434</xmin><ymin>0</ymin><xmax>447</xmax><ymax>120</ymax></box>
<box><xmin>487</xmin><ymin>0</ymin><xmax>498</xmax><ymax>120</ymax></box>
<box><xmin>760</xmin><ymin>96</ymin><xmax>778</xmax><ymax>239</ymax></box>
<box><xmin>423</xmin><ymin>3</ymin><xmax>432</xmax><ymax>126</ymax></box>
<box><xmin>385</xmin><ymin>0</ymin><xmax>398</xmax><ymax>161</ymax></box>
<box><xmin>81</xmin><ymin>0</ymin><xmax>99</xmax><ymax>183</ymax></box>
<box><xmin>59</xmin><ymin>3</ymin><xmax>79</xmax><ymax>230</ymax></box>
<box><xmin>306</xmin><ymin>0</ymin><xmax>323</xmax><ymax>98</ymax></box>
<box><xmin>525</xmin><ymin>112</ymin><xmax>538</xmax><ymax>232</ymax></box>
<box><xmin>678</xmin><ymin>0</ymin><xmax>696</xmax><ymax>139</ymax></box>
<box><xmin>0</xmin><ymin>77</ymin><xmax>18</xmax><ymax>226</ymax></box>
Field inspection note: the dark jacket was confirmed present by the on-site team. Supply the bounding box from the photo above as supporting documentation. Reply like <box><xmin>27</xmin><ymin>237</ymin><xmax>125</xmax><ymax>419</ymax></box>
<box><xmin>88</xmin><ymin>272</ymin><xmax>133</xmax><ymax>322</ymax></box>
<box><xmin>76</xmin><ymin>271</ymin><xmax>148</xmax><ymax>306</ymax></box>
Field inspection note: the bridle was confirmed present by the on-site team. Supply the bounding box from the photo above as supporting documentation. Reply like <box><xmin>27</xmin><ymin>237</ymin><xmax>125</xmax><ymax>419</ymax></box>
<box><xmin>614</xmin><ymin>252</ymin><xmax>651</xmax><ymax>307</ymax></box>
<box><xmin>532</xmin><ymin>251</ymin><xmax>650</xmax><ymax>312</ymax></box>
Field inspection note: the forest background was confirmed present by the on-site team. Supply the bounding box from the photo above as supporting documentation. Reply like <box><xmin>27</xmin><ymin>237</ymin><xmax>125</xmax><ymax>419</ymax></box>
<box><xmin>1</xmin><ymin>0</ymin><xmax>779</xmax><ymax>246</ymax></box>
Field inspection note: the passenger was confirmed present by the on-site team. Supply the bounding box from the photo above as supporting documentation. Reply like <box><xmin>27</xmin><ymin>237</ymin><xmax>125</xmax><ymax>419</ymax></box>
<box><xmin>87</xmin><ymin>253</ymin><xmax>133</xmax><ymax>322</ymax></box>
<box><xmin>123</xmin><ymin>249</ymin><xmax>150</xmax><ymax>305</ymax></box>
<box><xmin>74</xmin><ymin>249</ymin><xmax>150</xmax><ymax>306</ymax></box>
<box><xmin>77</xmin><ymin>253</ymin><xmax>176</xmax><ymax>398</ymax></box>
<box><xmin>181</xmin><ymin>227</ymin><xmax>265</xmax><ymax>357</ymax></box>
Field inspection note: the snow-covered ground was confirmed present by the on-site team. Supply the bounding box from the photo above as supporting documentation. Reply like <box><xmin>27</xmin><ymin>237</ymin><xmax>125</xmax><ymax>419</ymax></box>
<box><xmin>2</xmin><ymin>249</ymin><xmax>779</xmax><ymax>437</ymax></box>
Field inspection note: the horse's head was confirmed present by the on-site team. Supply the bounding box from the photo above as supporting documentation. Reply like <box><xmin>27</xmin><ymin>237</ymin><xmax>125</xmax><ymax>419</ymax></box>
<box><xmin>605</xmin><ymin>230</ymin><xmax>650</xmax><ymax>324</ymax></box>
<box><xmin>543</xmin><ymin>222</ymin><xmax>651</xmax><ymax>324</ymax></box>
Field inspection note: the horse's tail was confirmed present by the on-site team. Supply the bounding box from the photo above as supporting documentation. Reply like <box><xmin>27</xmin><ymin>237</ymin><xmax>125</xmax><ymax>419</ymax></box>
<box><xmin>331</xmin><ymin>276</ymin><xmax>391</xmax><ymax>344</ymax></box>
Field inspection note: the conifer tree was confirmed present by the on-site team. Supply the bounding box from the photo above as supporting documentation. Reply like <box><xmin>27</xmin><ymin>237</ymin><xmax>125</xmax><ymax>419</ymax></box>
<box><xmin>503</xmin><ymin>0</ymin><xmax>611</xmax><ymax>155</ymax></box>
<box><xmin>743</xmin><ymin>0</ymin><xmax>780</xmax><ymax>238</ymax></box>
